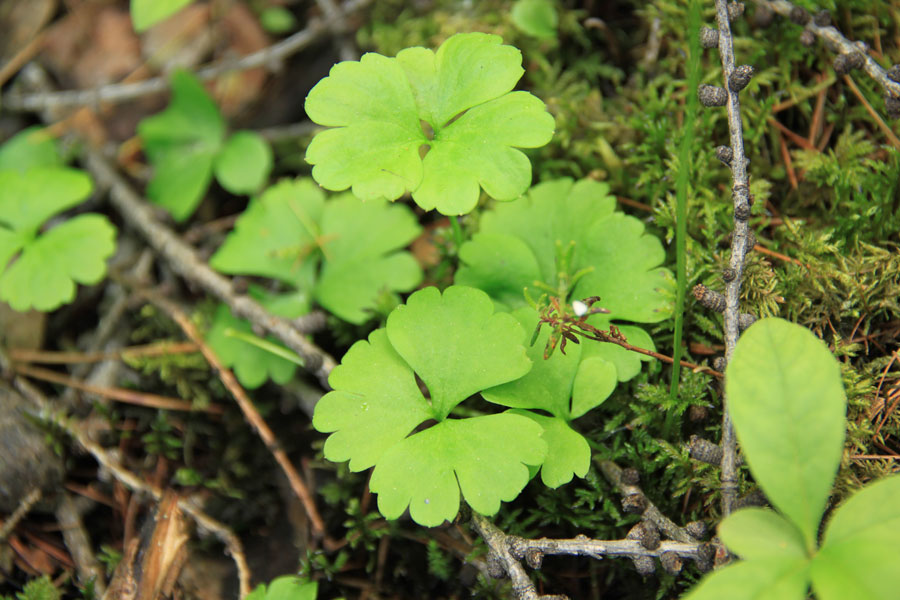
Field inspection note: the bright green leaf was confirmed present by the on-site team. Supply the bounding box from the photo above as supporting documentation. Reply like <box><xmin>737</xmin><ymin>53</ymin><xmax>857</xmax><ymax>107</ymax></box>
<box><xmin>214</xmin><ymin>131</ymin><xmax>273</xmax><ymax>195</ymax></box>
<box><xmin>369</xmin><ymin>414</ymin><xmax>546</xmax><ymax>526</ymax></box>
<box><xmin>0</xmin><ymin>127</ymin><xmax>61</xmax><ymax>172</ymax></box>
<box><xmin>246</xmin><ymin>576</ymin><xmax>317</xmax><ymax>600</ymax></box>
<box><xmin>386</xmin><ymin>286</ymin><xmax>532</xmax><ymax>420</ymax></box>
<box><xmin>314</xmin><ymin>328</ymin><xmax>434</xmax><ymax>471</ymax></box>
<box><xmin>511</xmin><ymin>0</ymin><xmax>559</xmax><ymax>39</ymax></box>
<box><xmin>205</xmin><ymin>287</ymin><xmax>308</xmax><ymax>389</ymax></box>
<box><xmin>305</xmin><ymin>32</ymin><xmax>554</xmax><ymax>215</ymax></box>
<box><xmin>511</xmin><ymin>410</ymin><xmax>588</xmax><ymax>488</ymax></box>
<box><xmin>810</xmin><ymin>476</ymin><xmax>900</xmax><ymax>600</ymax></box>
<box><xmin>210</xmin><ymin>178</ymin><xmax>421</xmax><ymax>324</ymax></box>
<box><xmin>138</xmin><ymin>70</ymin><xmax>225</xmax><ymax>221</ymax></box>
<box><xmin>718</xmin><ymin>508</ymin><xmax>809</xmax><ymax>561</ymax></box>
<box><xmin>726</xmin><ymin>318</ymin><xmax>846</xmax><ymax>550</ymax></box>
<box><xmin>131</xmin><ymin>0</ymin><xmax>195</xmax><ymax>32</ymax></box>
<box><xmin>684</xmin><ymin>558</ymin><xmax>809</xmax><ymax>600</ymax></box>
<box><xmin>259</xmin><ymin>7</ymin><xmax>297</xmax><ymax>34</ymax></box>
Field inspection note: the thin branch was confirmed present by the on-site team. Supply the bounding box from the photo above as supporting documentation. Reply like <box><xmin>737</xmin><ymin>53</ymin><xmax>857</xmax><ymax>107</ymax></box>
<box><xmin>82</xmin><ymin>148</ymin><xmax>337</xmax><ymax>388</ymax></box>
<box><xmin>506</xmin><ymin>535</ymin><xmax>705</xmax><ymax>563</ymax></box>
<box><xmin>7</xmin><ymin>341</ymin><xmax>200</xmax><ymax>365</ymax></box>
<box><xmin>2</xmin><ymin>0</ymin><xmax>373</xmax><ymax>112</ymax></box>
<box><xmin>713</xmin><ymin>0</ymin><xmax>751</xmax><ymax>517</ymax></box>
<box><xmin>754</xmin><ymin>0</ymin><xmax>900</xmax><ymax>100</ymax></box>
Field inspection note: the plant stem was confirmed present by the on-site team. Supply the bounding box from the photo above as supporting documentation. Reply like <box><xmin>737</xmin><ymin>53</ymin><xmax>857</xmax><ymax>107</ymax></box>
<box><xmin>449</xmin><ymin>215</ymin><xmax>464</xmax><ymax>250</ymax></box>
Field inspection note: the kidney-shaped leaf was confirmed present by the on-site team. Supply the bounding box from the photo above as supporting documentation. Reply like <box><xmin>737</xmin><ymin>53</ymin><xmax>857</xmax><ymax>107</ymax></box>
<box><xmin>809</xmin><ymin>475</ymin><xmax>900</xmax><ymax>600</ymax></box>
<box><xmin>369</xmin><ymin>414</ymin><xmax>546</xmax><ymax>526</ymax></box>
<box><xmin>386</xmin><ymin>286</ymin><xmax>532</xmax><ymax>420</ymax></box>
<box><xmin>305</xmin><ymin>32</ymin><xmax>554</xmax><ymax>215</ymax></box>
<box><xmin>726</xmin><ymin>318</ymin><xmax>846</xmax><ymax>551</ymax></box>
<box><xmin>719</xmin><ymin>508</ymin><xmax>809</xmax><ymax>561</ymax></box>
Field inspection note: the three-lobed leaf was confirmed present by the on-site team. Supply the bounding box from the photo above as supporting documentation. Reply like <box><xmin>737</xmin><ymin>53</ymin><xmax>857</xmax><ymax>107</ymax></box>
<box><xmin>210</xmin><ymin>178</ymin><xmax>421</xmax><ymax>324</ymax></box>
<box><xmin>305</xmin><ymin>32</ymin><xmax>554</xmax><ymax>215</ymax></box>
<box><xmin>246</xmin><ymin>576</ymin><xmax>317</xmax><ymax>600</ymax></box>
<box><xmin>314</xmin><ymin>286</ymin><xmax>546</xmax><ymax>526</ymax></box>
<box><xmin>726</xmin><ymin>318</ymin><xmax>846</xmax><ymax>551</ymax></box>
<box><xmin>0</xmin><ymin>167</ymin><xmax>116</xmax><ymax>312</ymax></box>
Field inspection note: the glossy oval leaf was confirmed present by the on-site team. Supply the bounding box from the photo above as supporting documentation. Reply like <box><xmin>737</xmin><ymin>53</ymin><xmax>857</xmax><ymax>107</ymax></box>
<box><xmin>726</xmin><ymin>318</ymin><xmax>846</xmax><ymax>550</ymax></box>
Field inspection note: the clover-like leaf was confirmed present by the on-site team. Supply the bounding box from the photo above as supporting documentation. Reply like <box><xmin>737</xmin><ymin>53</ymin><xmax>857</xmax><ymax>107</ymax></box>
<box><xmin>810</xmin><ymin>475</ymin><xmax>900</xmax><ymax>600</ymax></box>
<box><xmin>726</xmin><ymin>318</ymin><xmax>846</xmax><ymax>551</ymax></box>
<box><xmin>386</xmin><ymin>286</ymin><xmax>532</xmax><ymax>420</ymax></box>
<box><xmin>684</xmin><ymin>558</ymin><xmax>810</xmax><ymax>600</ymax></box>
<box><xmin>369</xmin><ymin>414</ymin><xmax>546</xmax><ymax>526</ymax></box>
<box><xmin>131</xmin><ymin>0</ymin><xmax>194</xmax><ymax>31</ymax></box>
<box><xmin>511</xmin><ymin>0</ymin><xmax>559</xmax><ymax>39</ymax></box>
<box><xmin>210</xmin><ymin>178</ymin><xmax>421</xmax><ymax>324</ymax></box>
<box><xmin>305</xmin><ymin>32</ymin><xmax>554</xmax><ymax>215</ymax></box>
<box><xmin>205</xmin><ymin>288</ymin><xmax>309</xmax><ymax>389</ymax></box>
<box><xmin>718</xmin><ymin>508</ymin><xmax>809</xmax><ymax>561</ymax></box>
<box><xmin>314</xmin><ymin>286</ymin><xmax>542</xmax><ymax>525</ymax></box>
<box><xmin>0</xmin><ymin>168</ymin><xmax>116</xmax><ymax>312</ymax></box>
<box><xmin>214</xmin><ymin>131</ymin><xmax>273</xmax><ymax>195</ymax></box>
<box><xmin>139</xmin><ymin>70</ymin><xmax>225</xmax><ymax>221</ymax></box>
<box><xmin>0</xmin><ymin>127</ymin><xmax>61</xmax><ymax>172</ymax></box>
<box><xmin>510</xmin><ymin>409</ymin><xmax>589</xmax><ymax>488</ymax></box>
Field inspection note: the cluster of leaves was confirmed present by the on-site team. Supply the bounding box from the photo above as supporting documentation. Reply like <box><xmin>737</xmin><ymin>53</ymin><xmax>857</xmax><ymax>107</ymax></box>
<box><xmin>138</xmin><ymin>70</ymin><xmax>273</xmax><ymax>222</ymax></box>
<box><xmin>0</xmin><ymin>128</ymin><xmax>116</xmax><ymax>312</ymax></box>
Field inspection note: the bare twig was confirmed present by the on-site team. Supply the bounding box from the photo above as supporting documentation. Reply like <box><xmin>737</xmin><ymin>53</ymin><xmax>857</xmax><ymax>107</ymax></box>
<box><xmin>7</xmin><ymin>341</ymin><xmax>200</xmax><ymax>365</ymax></box>
<box><xmin>754</xmin><ymin>0</ymin><xmax>900</xmax><ymax>100</ymax></box>
<box><xmin>2</xmin><ymin>0</ymin><xmax>373</xmax><ymax>112</ymax></box>
<box><xmin>56</xmin><ymin>493</ymin><xmax>107</xmax><ymax>595</ymax></box>
<box><xmin>713</xmin><ymin>0</ymin><xmax>751</xmax><ymax>517</ymax></box>
<box><xmin>0</xmin><ymin>488</ymin><xmax>42</xmax><ymax>543</ymax></box>
<box><xmin>82</xmin><ymin>148</ymin><xmax>337</xmax><ymax>387</ymax></box>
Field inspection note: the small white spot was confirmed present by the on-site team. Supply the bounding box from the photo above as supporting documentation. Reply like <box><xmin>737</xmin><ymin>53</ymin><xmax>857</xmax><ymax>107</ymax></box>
<box><xmin>424</xmin><ymin>498</ymin><xmax>430</xmax><ymax>504</ymax></box>
<box><xmin>572</xmin><ymin>300</ymin><xmax>588</xmax><ymax>316</ymax></box>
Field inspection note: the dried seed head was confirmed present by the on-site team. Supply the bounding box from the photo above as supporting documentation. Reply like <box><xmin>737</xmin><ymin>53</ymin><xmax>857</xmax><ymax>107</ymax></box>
<box><xmin>854</xmin><ymin>40</ymin><xmax>869</xmax><ymax>53</ymax></box>
<box><xmin>638</xmin><ymin>521</ymin><xmax>661</xmax><ymax>550</ymax></box>
<box><xmin>834</xmin><ymin>52</ymin><xmax>864</xmax><ymax>75</ymax></box>
<box><xmin>813</xmin><ymin>10</ymin><xmax>831</xmax><ymax>26</ymax></box>
<box><xmin>887</xmin><ymin>95</ymin><xmax>900</xmax><ymax>120</ymax></box>
<box><xmin>621</xmin><ymin>467</ymin><xmax>641</xmax><ymax>485</ymax></box>
<box><xmin>685</xmin><ymin>520</ymin><xmax>708</xmax><ymax>540</ymax></box>
<box><xmin>689</xmin><ymin>435</ymin><xmax>723</xmax><ymax>465</ymax></box>
<box><xmin>525</xmin><ymin>548</ymin><xmax>543</xmax><ymax>570</ymax></box>
<box><xmin>735</xmin><ymin>202</ymin><xmax>752</xmax><ymax>221</ymax></box>
<box><xmin>789</xmin><ymin>6</ymin><xmax>810</xmax><ymax>25</ymax></box>
<box><xmin>700</xmin><ymin>26</ymin><xmax>719</xmax><ymax>48</ymax></box>
<box><xmin>739</xmin><ymin>313</ymin><xmax>758</xmax><ymax>330</ymax></box>
<box><xmin>727</xmin><ymin>2</ymin><xmax>745</xmax><ymax>21</ymax></box>
<box><xmin>699</xmin><ymin>84</ymin><xmax>728</xmax><ymax>107</ymax></box>
<box><xmin>716</xmin><ymin>145</ymin><xmax>733</xmax><ymax>165</ymax></box>
<box><xmin>713</xmin><ymin>356</ymin><xmax>727</xmax><ymax>373</ymax></box>
<box><xmin>622</xmin><ymin>493</ymin><xmax>648</xmax><ymax>514</ymax></box>
<box><xmin>688</xmin><ymin>404</ymin><xmax>709</xmax><ymax>422</ymax></box>
<box><xmin>729</xmin><ymin>65</ymin><xmax>756</xmax><ymax>92</ymax></box>
<box><xmin>888</xmin><ymin>65</ymin><xmax>900</xmax><ymax>84</ymax></box>
<box><xmin>660</xmin><ymin>552</ymin><xmax>684</xmax><ymax>575</ymax></box>
<box><xmin>753</xmin><ymin>3</ymin><xmax>774</xmax><ymax>28</ymax></box>
<box><xmin>487</xmin><ymin>555</ymin><xmax>506</xmax><ymax>579</ymax></box>
<box><xmin>693</xmin><ymin>283</ymin><xmax>726</xmax><ymax>312</ymax></box>
<box><xmin>722</xmin><ymin>267</ymin><xmax>736</xmax><ymax>282</ymax></box>
<box><xmin>800</xmin><ymin>29</ymin><xmax>815</xmax><ymax>47</ymax></box>
<box><xmin>695</xmin><ymin>543</ymin><xmax>716</xmax><ymax>572</ymax></box>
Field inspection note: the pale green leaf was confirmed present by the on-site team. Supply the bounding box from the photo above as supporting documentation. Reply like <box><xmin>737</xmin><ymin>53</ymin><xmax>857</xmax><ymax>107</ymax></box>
<box><xmin>214</xmin><ymin>131</ymin><xmax>273</xmax><ymax>195</ymax></box>
<box><xmin>511</xmin><ymin>0</ymin><xmax>559</xmax><ymax>39</ymax></box>
<box><xmin>131</xmin><ymin>0</ymin><xmax>195</xmax><ymax>31</ymax></box>
<box><xmin>726</xmin><ymin>318</ymin><xmax>846</xmax><ymax>550</ymax></box>
<box><xmin>0</xmin><ymin>127</ymin><xmax>61</xmax><ymax>172</ymax></box>
<box><xmin>511</xmin><ymin>410</ymin><xmax>589</xmax><ymax>488</ymax></box>
<box><xmin>684</xmin><ymin>558</ymin><xmax>809</xmax><ymax>600</ymax></box>
<box><xmin>369</xmin><ymin>414</ymin><xmax>546</xmax><ymax>526</ymax></box>
<box><xmin>718</xmin><ymin>508</ymin><xmax>809</xmax><ymax>561</ymax></box>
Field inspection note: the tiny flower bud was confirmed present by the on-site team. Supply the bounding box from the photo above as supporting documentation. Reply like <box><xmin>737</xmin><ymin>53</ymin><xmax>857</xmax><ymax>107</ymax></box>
<box><xmin>789</xmin><ymin>6</ymin><xmax>810</xmax><ymax>25</ymax></box>
<box><xmin>800</xmin><ymin>29</ymin><xmax>815</xmax><ymax>47</ymax></box>
<box><xmin>834</xmin><ymin>52</ymin><xmax>864</xmax><ymax>75</ymax></box>
<box><xmin>622</xmin><ymin>493</ymin><xmax>648</xmax><ymax>514</ymax></box>
<box><xmin>632</xmin><ymin>556</ymin><xmax>656</xmax><ymax>576</ymax></box>
<box><xmin>699</xmin><ymin>84</ymin><xmax>728</xmax><ymax>107</ymax></box>
<box><xmin>716</xmin><ymin>145</ymin><xmax>733</xmax><ymax>165</ymax></box>
<box><xmin>887</xmin><ymin>95</ymin><xmax>900</xmax><ymax>120</ymax></box>
<box><xmin>621</xmin><ymin>467</ymin><xmax>641</xmax><ymax>485</ymax></box>
<box><xmin>712</xmin><ymin>356</ymin><xmax>727</xmax><ymax>373</ymax></box>
<box><xmin>729</xmin><ymin>65</ymin><xmax>755</xmax><ymax>92</ymax></box>
<box><xmin>572</xmin><ymin>299</ymin><xmax>589</xmax><ymax>316</ymax></box>
<box><xmin>689</xmin><ymin>435</ymin><xmax>723</xmax><ymax>465</ymax></box>
<box><xmin>525</xmin><ymin>548</ymin><xmax>543</xmax><ymax>569</ymax></box>
<box><xmin>753</xmin><ymin>4</ymin><xmax>774</xmax><ymax>28</ymax></box>
<box><xmin>660</xmin><ymin>552</ymin><xmax>684</xmax><ymax>575</ymax></box>
<box><xmin>888</xmin><ymin>65</ymin><xmax>900</xmax><ymax>84</ymax></box>
<box><xmin>693</xmin><ymin>283</ymin><xmax>726</xmax><ymax>312</ymax></box>
<box><xmin>700</xmin><ymin>26</ymin><xmax>719</xmax><ymax>48</ymax></box>
<box><xmin>685</xmin><ymin>520</ymin><xmax>708</xmax><ymax>540</ymax></box>
<box><xmin>727</xmin><ymin>2</ymin><xmax>745</xmax><ymax>22</ymax></box>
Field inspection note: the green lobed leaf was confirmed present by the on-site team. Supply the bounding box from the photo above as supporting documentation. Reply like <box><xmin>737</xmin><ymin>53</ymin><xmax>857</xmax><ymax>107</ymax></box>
<box><xmin>138</xmin><ymin>70</ymin><xmax>225</xmax><ymax>221</ymax></box>
<box><xmin>214</xmin><ymin>131</ymin><xmax>273</xmax><ymax>195</ymax></box>
<box><xmin>305</xmin><ymin>32</ymin><xmax>554</xmax><ymax>215</ymax></box>
<box><xmin>683</xmin><ymin>558</ymin><xmax>809</xmax><ymax>600</ymax></box>
<box><xmin>726</xmin><ymin>318</ymin><xmax>846</xmax><ymax>551</ymax></box>
<box><xmin>809</xmin><ymin>476</ymin><xmax>900</xmax><ymax>600</ymax></box>
<box><xmin>131</xmin><ymin>0</ymin><xmax>195</xmax><ymax>31</ymax></box>
<box><xmin>510</xmin><ymin>409</ymin><xmax>588</xmax><ymax>488</ymax></box>
<box><xmin>205</xmin><ymin>288</ymin><xmax>308</xmax><ymax>389</ymax></box>
<box><xmin>0</xmin><ymin>127</ymin><xmax>61</xmax><ymax>172</ymax></box>
<box><xmin>718</xmin><ymin>508</ymin><xmax>809</xmax><ymax>561</ymax></box>
<box><xmin>369</xmin><ymin>414</ymin><xmax>546</xmax><ymax>526</ymax></box>
<box><xmin>210</xmin><ymin>178</ymin><xmax>421</xmax><ymax>324</ymax></box>
<box><xmin>510</xmin><ymin>0</ymin><xmax>559</xmax><ymax>39</ymax></box>
<box><xmin>386</xmin><ymin>286</ymin><xmax>532</xmax><ymax>420</ymax></box>
<box><xmin>0</xmin><ymin>215</ymin><xmax>116</xmax><ymax>312</ymax></box>
<box><xmin>246</xmin><ymin>576</ymin><xmax>317</xmax><ymax>600</ymax></box>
